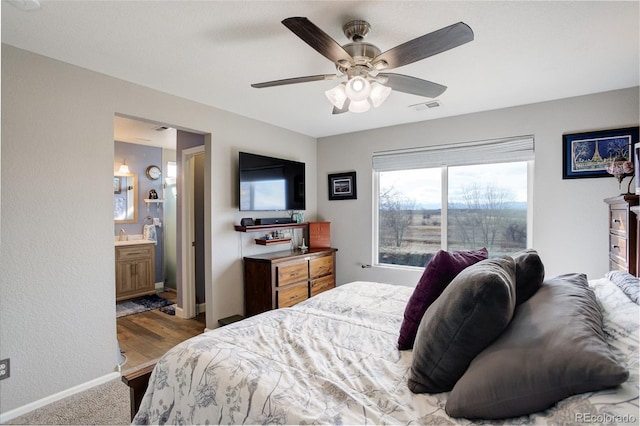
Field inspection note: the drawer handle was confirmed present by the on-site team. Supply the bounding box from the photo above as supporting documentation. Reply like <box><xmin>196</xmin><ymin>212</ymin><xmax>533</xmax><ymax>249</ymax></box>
<box><xmin>612</xmin><ymin>245</ymin><xmax>620</xmax><ymax>250</ymax></box>
<box><xmin>613</xmin><ymin>219</ymin><xmax>621</xmax><ymax>223</ymax></box>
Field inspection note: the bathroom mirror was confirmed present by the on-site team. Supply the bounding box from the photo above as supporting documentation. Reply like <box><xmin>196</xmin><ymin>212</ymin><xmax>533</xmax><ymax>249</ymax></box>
<box><xmin>114</xmin><ymin>173</ymin><xmax>138</xmax><ymax>223</ymax></box>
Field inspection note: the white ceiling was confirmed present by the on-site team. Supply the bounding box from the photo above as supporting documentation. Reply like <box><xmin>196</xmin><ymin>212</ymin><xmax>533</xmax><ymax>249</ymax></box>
<box><xmin>2</xmin><ymin>1</ymin><xmax>639</xmax><ymax>139</ymax></box>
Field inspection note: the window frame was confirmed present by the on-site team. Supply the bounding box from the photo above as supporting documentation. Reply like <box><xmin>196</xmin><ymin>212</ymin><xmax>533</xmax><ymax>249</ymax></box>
<box><xmin>372</xmin><ymin>138</ymin><xmax>534</xmax><ymax>269</ymax></box>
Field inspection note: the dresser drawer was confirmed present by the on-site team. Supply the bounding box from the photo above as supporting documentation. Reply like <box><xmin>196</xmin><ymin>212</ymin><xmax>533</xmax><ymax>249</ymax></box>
<box><xmin>277</xmin><ymin>284</ymin><xmax>308</xmax><ymax>308</ymax></box>
<box><xmin>310</xmin><ymin>255</ymin><xmax>333</xmax><ymax>279</ymax></box>
<box><xmin>610</xmin><ymin>234</ymin><xmax>628</xmax><ymax>266</ymax></box>
<box><xmin>610</xmin><ymin>209</ymin><xmax>629</xmax><ymax>236</ymax></box>
<box><xmin>609</xmin><ymin>259</ymin><xmax>627</xmax><ymax>272</ymax></box>
<box><xmin>277</xmin><ymin>262</ymin><xmax>309</xmax><ymax>287</ymax></box>
<box><xmin>116</xmin><ymin>244</ymin><xmax>153</xmax><ymax>261</ymax></box>
<box><xmin>311</xmin><ymin>275</ymin><xmax>335</xmax><ymax>297</ymax></box>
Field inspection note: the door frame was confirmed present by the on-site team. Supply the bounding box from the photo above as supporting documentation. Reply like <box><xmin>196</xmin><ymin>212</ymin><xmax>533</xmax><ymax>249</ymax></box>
<box><xmin>180</xmin><ymin>145</ymin><xmax>205</xmax><ymax>319</ymax></box>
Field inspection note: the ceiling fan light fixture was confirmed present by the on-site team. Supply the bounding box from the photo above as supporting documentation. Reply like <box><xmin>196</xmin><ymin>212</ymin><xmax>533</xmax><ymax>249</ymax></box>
<box><xmin>348</xmin><ymin>99</ymin><xmax>371</xmax><ymax>113</ymax></box>
<box><xmin>345</xmin><ymin>76</ymin><xmax>371</xmax><ymax>102</ymax></box>
<box><xmin>325</xmin><ymin>83</ymin><xmax>347</xmax><ymax>109</ymax></box>
<box><xmin>369</xmin><ymin>82</ymin><xmax>392</xmax><ymax>108</ymax></box>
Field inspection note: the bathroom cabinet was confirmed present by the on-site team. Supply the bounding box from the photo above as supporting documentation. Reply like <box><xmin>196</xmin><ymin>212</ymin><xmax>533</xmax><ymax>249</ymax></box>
<box><xmin>115</xmin><ymin>243</ymin><xmax>155</xmax><ymax>301</ymax></box>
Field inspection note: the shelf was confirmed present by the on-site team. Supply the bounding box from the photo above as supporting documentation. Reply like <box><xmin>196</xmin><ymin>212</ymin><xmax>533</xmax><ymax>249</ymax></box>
<box><xmin>235</xmin><ymin>222</ymin><xmax>307</xmax><ymax>233</ymax></box>
<box><xmin>254</xmin><ymin>238</ymin><xmax>292</xmax><ymax>246</ymax></box>
<box><xmin>144</xmin><ymin>199</ymin><xmax>164</xmax><ymax>212</ymax></box>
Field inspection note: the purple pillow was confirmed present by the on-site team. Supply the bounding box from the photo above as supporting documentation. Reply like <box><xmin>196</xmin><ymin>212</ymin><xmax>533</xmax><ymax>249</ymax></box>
<box><xmin>397</xmin><ymin>248</ymin><xmax>488</xmax><ymax>350</ymax></box>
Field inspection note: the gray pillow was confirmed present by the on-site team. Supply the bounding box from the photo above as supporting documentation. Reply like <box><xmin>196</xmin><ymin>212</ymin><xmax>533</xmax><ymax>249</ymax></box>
<box><xmin>512</xmin><ymin>249</ymin><xmax>545</xmax><ymax>304</ymax></box>
<box><xmin>446</xmin><ymin>273</ymin><xmax>629</xmax><ymax>419</ymax></box>
<box><xmin>408</xmin><ymin>257</ymin><xmax>516</xmax><ymax>394</ymax></box>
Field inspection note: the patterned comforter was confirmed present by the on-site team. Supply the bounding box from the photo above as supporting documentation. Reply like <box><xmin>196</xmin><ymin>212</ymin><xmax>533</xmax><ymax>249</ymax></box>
<box><xmin>134</xmin><ymin>279</ymin><xmax>638</xmax><ymax>425</ymax></box>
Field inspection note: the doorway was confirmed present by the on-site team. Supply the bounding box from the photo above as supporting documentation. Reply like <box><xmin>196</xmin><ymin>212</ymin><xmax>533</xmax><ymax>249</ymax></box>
<box><xmin>114</xmin><ymin>116</ymin><xmax>210</xmax><ymax>318</ymax></box>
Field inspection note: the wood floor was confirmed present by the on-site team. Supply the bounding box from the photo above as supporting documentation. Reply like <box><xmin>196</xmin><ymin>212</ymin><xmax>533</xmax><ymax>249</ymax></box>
<box><xmin>117</xmin><ymin>291</ymin><xmax>206</xmax><ymax>374</ymax></box>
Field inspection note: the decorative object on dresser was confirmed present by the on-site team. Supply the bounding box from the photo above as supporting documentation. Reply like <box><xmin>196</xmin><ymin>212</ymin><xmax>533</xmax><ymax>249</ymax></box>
<box><xmin>243</xmin><ymin>248</ymin><xmax>337</xmax><ymax>317</ymax></box>
<box><xmin>307</xmin><ymin>221</ymin><xmax>331</xmax><ymax>248</ymax></box>
<box><xmin>605</xmin><ymin>195</ymin><xmax>638</xmax><ymax>277</ymax></box>
<box><xmin>605</xmin><ymin>156</ymin><xmax>634</xmax><ymax>195</ymax></box>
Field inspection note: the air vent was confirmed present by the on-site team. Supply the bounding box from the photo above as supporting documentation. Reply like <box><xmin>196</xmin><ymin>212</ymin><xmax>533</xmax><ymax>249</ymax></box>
<box><xmin>411</xmin><ymin>100</ymin><xmax>441</xmax><ymax>111</ymax></box>
<box><xmin>8</xmin><ymin>0</ymin><xmax>40</xmax><ymax>11</ymax></box>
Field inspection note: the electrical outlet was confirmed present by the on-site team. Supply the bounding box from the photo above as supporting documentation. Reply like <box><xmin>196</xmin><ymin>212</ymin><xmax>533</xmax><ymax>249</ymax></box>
<box><xmin>0</xmin><ymin>359</ymin><xmax>10</xmax><ymax>380</ymax></box>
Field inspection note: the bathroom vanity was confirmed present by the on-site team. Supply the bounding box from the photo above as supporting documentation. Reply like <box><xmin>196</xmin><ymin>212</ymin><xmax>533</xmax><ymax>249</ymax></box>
<box><xmin>115</xmin><ymin>240</ymin><xmax>155</xmax><ymax>301</ymax></box>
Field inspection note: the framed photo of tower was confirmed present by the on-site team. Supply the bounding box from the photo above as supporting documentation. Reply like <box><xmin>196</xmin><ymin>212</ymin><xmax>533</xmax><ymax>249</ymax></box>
<box><xmin>562</xmin><ymin>127</ymin><xmax>639</xmax><ymax>179</ymax></box>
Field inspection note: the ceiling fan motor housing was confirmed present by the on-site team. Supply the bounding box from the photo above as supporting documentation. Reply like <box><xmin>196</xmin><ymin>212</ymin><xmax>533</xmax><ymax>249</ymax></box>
<box><xmin>343</xmin><ymin>20</ymin><xmax>371</xmax><ymax>41</ymax></box>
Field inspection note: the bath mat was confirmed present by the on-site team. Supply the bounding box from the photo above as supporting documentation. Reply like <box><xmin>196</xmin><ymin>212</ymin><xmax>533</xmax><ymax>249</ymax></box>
<box><xmin>160</xmin><ymin>304</ymin><xmax>176</xmax><ymax>316</ymax></box>
<box><xmin>116</xmin><ymin>294</ymin><xmax>173</xmax><ymax>318</ymax></box>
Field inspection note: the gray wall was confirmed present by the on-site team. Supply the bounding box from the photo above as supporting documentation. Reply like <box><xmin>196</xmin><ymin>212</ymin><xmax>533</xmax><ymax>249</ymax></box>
<box><xmin>0</xmin><ymin>45</ymin><xmax>317</xmax><ymax>415</ymax></box>
<box><xmin>317</xmin><ymin>87</ymin><xmax>640</xmax><ymax>287</ymax></box>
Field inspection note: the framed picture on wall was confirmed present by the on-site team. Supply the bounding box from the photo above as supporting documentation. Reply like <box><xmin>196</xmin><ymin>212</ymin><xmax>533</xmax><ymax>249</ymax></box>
<box><xmin>328</xmin><ymin>171</ymin><xmax>357</xmax><ymax>200</ymax></box>
<box><xmin>562</xmin><ymin>127</ymin><xmax>639</xmax><ymax>179</ymax></box>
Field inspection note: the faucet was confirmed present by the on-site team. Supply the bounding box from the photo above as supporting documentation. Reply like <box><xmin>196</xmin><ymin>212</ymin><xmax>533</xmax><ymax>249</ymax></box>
<box><xmin>119</xmin><ymin>228</ymin><xmax>127</xmax><ymax>241</ymax></box>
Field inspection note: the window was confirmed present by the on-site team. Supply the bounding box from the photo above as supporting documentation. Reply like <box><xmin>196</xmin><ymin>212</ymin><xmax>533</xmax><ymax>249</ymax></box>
<box><xmin>166</xmin><ymin>161</ymin><xmax>177</xmax><ymax>198</ymax></box>
<box><xmin>374</xmin><ymin>136</ymin><xmax>533</xmax><ymax>268</ymax></box>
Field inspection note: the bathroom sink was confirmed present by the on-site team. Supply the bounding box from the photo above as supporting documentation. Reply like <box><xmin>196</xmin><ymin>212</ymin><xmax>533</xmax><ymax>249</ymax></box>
<box><xmin>114</xmin><ymin>239</ymin><xmax>155</xmax><ymax>246</ymax></box>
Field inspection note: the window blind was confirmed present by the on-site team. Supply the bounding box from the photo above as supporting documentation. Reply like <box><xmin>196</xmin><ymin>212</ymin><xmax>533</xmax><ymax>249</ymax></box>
<box><xmin>372</xmin><ymin>135</ymin><xmax>534</xmax><ymax>172</ymax></box>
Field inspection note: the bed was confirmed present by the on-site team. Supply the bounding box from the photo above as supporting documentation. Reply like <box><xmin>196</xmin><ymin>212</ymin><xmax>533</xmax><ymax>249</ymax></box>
<box><xmin>132</xmin><ymin>270</ymin><xmax>638</xmax><ymax>424</ymax></box>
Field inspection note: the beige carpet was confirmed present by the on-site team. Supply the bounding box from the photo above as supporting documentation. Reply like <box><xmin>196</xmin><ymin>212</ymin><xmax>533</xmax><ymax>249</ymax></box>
<box><xmin>4</xmin><ymin>378</ymin><xmax>130</xmax><ymax>425</ymax></box>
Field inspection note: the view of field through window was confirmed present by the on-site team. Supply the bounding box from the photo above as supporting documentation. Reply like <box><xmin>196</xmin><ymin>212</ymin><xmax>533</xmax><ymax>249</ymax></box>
<box><xmin>378</xmin><ymin>162</ymin><xmax>528</xmax><ymax>267</ymax></box>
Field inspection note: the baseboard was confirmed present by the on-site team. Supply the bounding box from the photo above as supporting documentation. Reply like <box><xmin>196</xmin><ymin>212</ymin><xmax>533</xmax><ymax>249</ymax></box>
<box><xmin>176</xmin><ymin>303</ymin><xmax>206</xmax><ymax>318</ymax></box>
<box><xmin>0</xmin><ymin>371</ymin><xmax>121</xmax><ymax>423</ymax></box>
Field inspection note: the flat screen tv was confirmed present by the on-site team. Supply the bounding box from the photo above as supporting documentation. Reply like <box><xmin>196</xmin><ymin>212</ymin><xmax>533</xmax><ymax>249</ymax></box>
<box><xmin>239</xmin><ymin>152</ymin><xmax>305</xmax><ymax>211</ymax></box>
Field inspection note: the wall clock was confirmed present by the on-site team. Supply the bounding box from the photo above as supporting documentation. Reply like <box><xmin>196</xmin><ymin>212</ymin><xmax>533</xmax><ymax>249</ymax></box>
<box><xmin>145</xmin><ymin>165</ymin><xmax>161</xmax><ymax>180</ymax></box>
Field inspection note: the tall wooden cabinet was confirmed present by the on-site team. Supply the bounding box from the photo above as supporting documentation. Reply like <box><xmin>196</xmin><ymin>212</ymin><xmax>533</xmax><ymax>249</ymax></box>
<box><xmin>243</xmin><ymin>248</ymin><xmax>337</xmax><ymax>317</ymax></box>
<box><xmin>605</xmin><ymin>195</ymin><xmax>639</xmax><ymax>276</ymax></box>
<box><xmin>115</xmin><ymin>243</ymin><xmax>156</xmax><ymax>301</ymax></box>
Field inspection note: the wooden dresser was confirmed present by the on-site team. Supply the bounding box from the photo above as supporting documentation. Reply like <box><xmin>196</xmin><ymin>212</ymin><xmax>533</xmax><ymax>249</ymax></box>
<box><xmin>243</xmin><ymin>248</ymin><xmax>337</xmax><ymax>317</ymax></box>
<box><xmin>605</xmin><ymin>195</ymin><xmax>639</xmax><ymax>276</ymax></box>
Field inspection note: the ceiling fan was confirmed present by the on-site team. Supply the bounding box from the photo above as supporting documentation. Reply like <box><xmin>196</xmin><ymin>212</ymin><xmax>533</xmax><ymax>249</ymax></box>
<box><xmin>252</xmin><ymin>17</ymin><xmax>474</xmax><ymax>114</ymax></box>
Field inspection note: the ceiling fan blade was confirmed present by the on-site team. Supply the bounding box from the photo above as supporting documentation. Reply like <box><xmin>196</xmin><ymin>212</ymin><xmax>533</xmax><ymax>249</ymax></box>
<box><xmin>374</xmin><ymin>22</ymin><xmax>474</xmax><ymax>69</ymax></box>
<box><xmin>282</xmin><ymin>17</ymin><xmax>353</xmax><ymax>65</ymax></box>
<box><xmin>252</xmin><ymin>74</ymin><xmax>337</xmax><ymax>88</ymax></box>
<box><xmin>380</xmin><ymin>73</ymin><xmax>447</xmax><ymax>98</ymax></box>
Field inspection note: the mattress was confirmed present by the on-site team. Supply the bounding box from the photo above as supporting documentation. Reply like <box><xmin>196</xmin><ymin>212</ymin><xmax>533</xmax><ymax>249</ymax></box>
<box><xmin>133</xmin><ymin>278</ymin><xmax>638</xmax><ymax>424</ymax></box>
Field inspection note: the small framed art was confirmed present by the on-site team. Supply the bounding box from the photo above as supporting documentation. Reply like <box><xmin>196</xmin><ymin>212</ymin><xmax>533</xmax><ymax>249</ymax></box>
<box><xmin>562</xmin><ymin>127</ymin><xmax>639</xmax><ymax>179</ymax></box>
<box><xmin>328</xmin><ymin>171</ymin><xmax>357</xmax><ymax>200</ymax></box>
